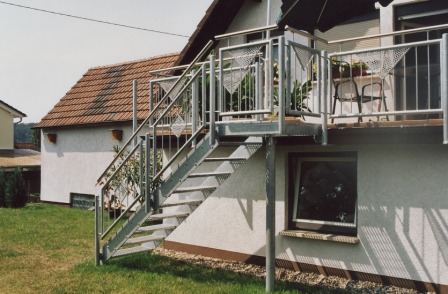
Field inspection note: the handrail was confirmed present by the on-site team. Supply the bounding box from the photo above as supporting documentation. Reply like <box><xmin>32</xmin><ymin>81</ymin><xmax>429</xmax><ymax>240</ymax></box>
<box><xmin>101</xmin><ymin>193</ymin><xmax>144</xmax><ymax>239</ymax></box>
<box><xmin>286</xmin><ymin>23</ymin><xmax>448</xmax><ymax>45</ymax></box>
<box><xmin>153</xmin><ymin>125</ymin><xmax>206</xmax><ymax>182</ymax></box>
<box><xmin>215</xmin><ymin>24</ymin><xmax>278</xmax><ymax>40</ymax></box>
<box><xmin>96</xmin><ymin>39</ymin><xmax>215</xmax><ymax>183</ymax></box>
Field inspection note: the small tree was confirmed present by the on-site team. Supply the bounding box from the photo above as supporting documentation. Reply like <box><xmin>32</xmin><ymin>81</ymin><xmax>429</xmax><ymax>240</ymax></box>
<box><xmin>0</xmin><ymin>168</ymin><xmax>6</xmax><ymax>208</ymax></box>
<box><xmin>5</xmin><ymin>168</ymin><xmax>27</xmax><ymax>208</ymax></box>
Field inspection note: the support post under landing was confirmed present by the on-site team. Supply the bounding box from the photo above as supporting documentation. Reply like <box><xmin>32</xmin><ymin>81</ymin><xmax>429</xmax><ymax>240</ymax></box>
<box><xmin>265</xmin><ymin>136</ymin><xmax>276</xmax><ymax>292</ymax></box>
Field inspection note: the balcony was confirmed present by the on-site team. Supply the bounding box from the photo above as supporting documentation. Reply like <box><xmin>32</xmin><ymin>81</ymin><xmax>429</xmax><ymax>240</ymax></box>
<box><xmin>147</xmin><ymin>24</ymin><xmax>448</xmax><ymax>144</ymax></box>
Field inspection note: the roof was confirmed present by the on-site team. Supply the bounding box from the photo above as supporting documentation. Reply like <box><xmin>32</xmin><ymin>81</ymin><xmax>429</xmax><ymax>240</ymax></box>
<box><xmin>0</xmin><ymin>149</ymin><xmax>41</xmax><ymax>170</ymax></box>
<box><xmin>0</xmin><ymin>100</ymin><xmax>27</xmax><ymax>118</ymax></box>
<box><xmin>35</xmin><ymin>53</ymin><xmax>179</xmax><ymax>129</ymax></box>
<box><xmin>175</xmin><ymin>0</ymin><xmax>245</xmax><ymax>66</ymax></box>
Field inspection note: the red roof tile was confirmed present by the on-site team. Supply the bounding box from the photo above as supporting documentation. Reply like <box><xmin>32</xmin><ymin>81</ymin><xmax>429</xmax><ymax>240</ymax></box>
<box><xmin>35</xmin><ymin>53</ymin><xmax>179</xmax><ymax>128</ymax></box>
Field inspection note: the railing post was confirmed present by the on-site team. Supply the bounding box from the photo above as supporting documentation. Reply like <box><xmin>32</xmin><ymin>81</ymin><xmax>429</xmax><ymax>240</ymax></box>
<box><xmin>441</xmin><ymin>33</ymin><xmax>448</xmax><ymax>144</ymax></box>
<box><xmin>192</xmin><ymin>70</ymin><xmax>198</xmax><ymax>148</ymax></box>
<box><xmin>145</xmin><ymin>133</ymin><xmax>154</xmax><ymax>212</ymax></box>
<box><xmin>95</xmin><ymin>195</ymin><xmax>101</xmax><ymax>265</ymax></box>
<box><xmin>202</xmin><ymin>63</ymin><xmax>207</xmax><ymax>130</ymax></box>
<box><xmin>139</xmin><ymin>137</ymin><xmax>144</xmax><ymax>200</ymax></box>
<box><xmin>278</xmin><ymin>36</ymin><xmax>285</xmax><ymax>133</ymax></box>
<box><xmin>210</xmin><ymin>55</ymin><xmax>216</xmax><ymax>145</ymax></box>
<box><xmin>149</xmin><ymin>81</ymin><xmax>154</xmax><ymax>126</ymax></box>
<box><xmin>321</xmin><ymin>50</ymin><xmax>328</xmax><ymax>145</ymax></box>
<box><xmin>285</xmin><ymin>42</ymin><xmax>291</xmax><ymax>114</ymax></box>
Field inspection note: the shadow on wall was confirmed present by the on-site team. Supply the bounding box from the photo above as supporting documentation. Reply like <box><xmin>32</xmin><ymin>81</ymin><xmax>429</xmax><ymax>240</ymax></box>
<box><xmin>275</xmin><ymin>203</ymin><xmax>447</xmax><ymax>292</ymax></box>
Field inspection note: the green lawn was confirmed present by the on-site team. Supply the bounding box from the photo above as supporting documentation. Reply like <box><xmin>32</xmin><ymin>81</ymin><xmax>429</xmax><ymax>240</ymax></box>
<box><xmin>0</xmin><ymin>204</ymin><xmax>328</xmax><ymax>293</ymax></box>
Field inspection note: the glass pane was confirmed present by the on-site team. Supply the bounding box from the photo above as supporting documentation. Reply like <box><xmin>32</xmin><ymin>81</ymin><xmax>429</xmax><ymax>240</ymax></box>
<box><xmin>296</xmin><ymin>161</ymin><xmax>356</xmax><ymax>224</ymax></box>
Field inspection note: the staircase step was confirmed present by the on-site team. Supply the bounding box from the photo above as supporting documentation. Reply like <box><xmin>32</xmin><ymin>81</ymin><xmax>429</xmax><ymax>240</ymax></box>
<box><xmin>136</xmin><ymin>223</ymin><xmax>177</xmax><ymax>233</ymax></box>
<box><xmin>148</xmin><ymin>211</ymin><xmax>190</xmax><ymax>220</ymax></box>
<box><xmin>204</xmin><ymin>157</ymin><xmax>246</xmax><ymax>162</ymax></box>
<box><xmin>113</xmin><ymin>246</ymin><xmax>152</xmax><ymax>258</ymax></box>
<box><xmin>125</xmin><ymin>235</ymin><xmax>165</xmax><ymax>245</ymax></box>
<box><xmin>161</xmin><ymin>199</ymin><xmax>203</xmax><ymax>208</ymax></box>
<box><xmin>189</xmin><ymin>172</ymin><xmax>232</xmax><ymax>178</ymax></box>
<box><xmin>174</xmin><ymin>186</ymin><xmax>216</xmax><ymax>193</ymax></box>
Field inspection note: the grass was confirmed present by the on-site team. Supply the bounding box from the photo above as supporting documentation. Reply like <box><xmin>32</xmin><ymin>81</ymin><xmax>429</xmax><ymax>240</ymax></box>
<box><xmin>0</xmin><ymin>204</ymin><xmax>331</xmax><ymax>293</ymax></box>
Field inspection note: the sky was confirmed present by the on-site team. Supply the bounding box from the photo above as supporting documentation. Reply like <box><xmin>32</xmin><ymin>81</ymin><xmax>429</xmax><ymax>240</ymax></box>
<box><xmin>0</xmin><ymin>0</ymin><xmax>214</xmax><ymax>122</ymax></box>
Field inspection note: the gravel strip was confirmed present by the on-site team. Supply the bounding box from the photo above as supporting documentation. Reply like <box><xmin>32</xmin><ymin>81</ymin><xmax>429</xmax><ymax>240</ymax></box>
<box><xmin>153</xmin><ymin>247</ymin><xmax>426</xmax><ymax>293</ymax></box>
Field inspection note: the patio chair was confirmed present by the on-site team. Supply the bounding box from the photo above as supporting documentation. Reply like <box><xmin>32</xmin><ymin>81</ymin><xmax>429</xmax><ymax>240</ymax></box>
<box><xmin>332</xmin><ymin>72</ymin><xmax>389</xmax><ymax>123</ymax></box>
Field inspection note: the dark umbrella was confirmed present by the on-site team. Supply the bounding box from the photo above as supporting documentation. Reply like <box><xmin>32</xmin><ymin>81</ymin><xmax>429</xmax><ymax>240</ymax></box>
<box><xmin>277</xmin><ymin>0</ymin><xmax>393</xmax><ymax>33</ymax></box>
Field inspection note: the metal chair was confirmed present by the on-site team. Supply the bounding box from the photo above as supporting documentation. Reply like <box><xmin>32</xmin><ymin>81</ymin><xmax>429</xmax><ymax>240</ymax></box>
<box><xmin>332</xmin><ymin>69</ymin><xmax>388</xmax><ymax>123</ymax></box>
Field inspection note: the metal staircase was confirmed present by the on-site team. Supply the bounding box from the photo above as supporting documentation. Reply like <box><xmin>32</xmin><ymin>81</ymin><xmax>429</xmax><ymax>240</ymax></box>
<box><xmin>99</xmin><ymin>136</ymin><xmax>262</xmax><ymax>262</ymax></box>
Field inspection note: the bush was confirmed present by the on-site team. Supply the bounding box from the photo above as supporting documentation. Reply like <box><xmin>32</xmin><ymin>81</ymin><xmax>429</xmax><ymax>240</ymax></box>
<box><xmin>0</xmin><ymin>168</ymin><xmax>6</xmax><ymax>208</ymax></box>
<box><xmin>5</xmin><ymin>168</ymin><xmax>27</xmax><ymax>208</ymax></box>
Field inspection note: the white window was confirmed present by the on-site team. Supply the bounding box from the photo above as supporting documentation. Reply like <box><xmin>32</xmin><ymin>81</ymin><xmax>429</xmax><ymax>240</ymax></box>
<box><xmin>288</xmin><ymin>152</ymin><xmax>357</xmax><ymax>236</ymax></box>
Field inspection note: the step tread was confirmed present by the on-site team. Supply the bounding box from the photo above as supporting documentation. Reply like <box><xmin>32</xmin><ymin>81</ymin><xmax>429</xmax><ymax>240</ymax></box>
<box><xmin>174</xmin><ymin>186</ymin><xmax>216</xmax><ymax>193</ymax></box>
<box><xmin>125</xmin><ymin>234</ymin><xmax>165</xmax><ymax>245</ymax></box>
<box><xmin>136</xmin><ymin>223</ymin><xmax>177</xmax><ymax>233</ymax></box>
<box><xmin>189</xmin><ymin>172</ymin><xmax>232</xmax><ymax>178</ymax></box>
<box><xmin>148</xmin><ymin>211</ymin><xmax>190</xmax><ymax>220</ymax></box>
<box><xmin>204</xmin><ymin>157</ymin><xmax>247</xmax><ymax>162</ymax></box>
<box><xmin>113</xmin><ymin>246</ymin><xmax>152</xmax><ymax>257</ymax></box>
<box><xmin>160</xmin><ymin>199</ymin><xmax>203</xmax><ymax>207</ymax></box>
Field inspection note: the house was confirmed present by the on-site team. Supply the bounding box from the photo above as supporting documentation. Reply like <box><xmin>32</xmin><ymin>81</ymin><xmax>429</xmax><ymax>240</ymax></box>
<box><xmin>38</xmin><ymin>0</ymin><xmax>447</xmax><ymax>292</ymax></box>
<box><xmin>0</xmin><ymin>100</ymin><xmax>40</xmax><ymax>195</ymax></box>
<box><xmin>0</xmin><ymin>99</ymin><xmax>26</xmax><ymax>150</ymax></box>
<box><xmin>35</xmin><ymin>53</ymin><xmax>179</xmax><ymax>206</ymax></box>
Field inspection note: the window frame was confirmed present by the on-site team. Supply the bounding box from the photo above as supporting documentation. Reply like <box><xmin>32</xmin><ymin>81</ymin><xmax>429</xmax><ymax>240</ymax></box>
<box><xmin>288</xmin><ymin>152</ymin><xmax>358</xmax><ymax>236</ymax></box>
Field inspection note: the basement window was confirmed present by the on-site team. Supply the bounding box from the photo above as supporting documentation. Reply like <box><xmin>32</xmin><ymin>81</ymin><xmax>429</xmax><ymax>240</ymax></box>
<box><xmin>288</xmin><ymin>152</ymin><xmax>357</xmax><ymax>236</ymax></box>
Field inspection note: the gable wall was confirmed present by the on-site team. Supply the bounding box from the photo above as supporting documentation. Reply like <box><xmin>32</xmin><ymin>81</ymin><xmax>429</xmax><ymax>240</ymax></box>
<box><xmin>0</xmin><ymin>107</ymin><xmax>14</xmax><ymax>150</ymax></box>
<box><xmin>40</xmin><ymin>124</ymin><xmax>149</xmax><ymax>204</ymax></box>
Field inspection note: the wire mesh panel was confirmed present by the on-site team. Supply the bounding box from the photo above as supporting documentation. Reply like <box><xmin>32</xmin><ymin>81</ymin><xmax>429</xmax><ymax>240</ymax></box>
<box><xmin>218</xmin><ymin>41</ymin><xmax>269</xmax><ymax>120</ymax></box>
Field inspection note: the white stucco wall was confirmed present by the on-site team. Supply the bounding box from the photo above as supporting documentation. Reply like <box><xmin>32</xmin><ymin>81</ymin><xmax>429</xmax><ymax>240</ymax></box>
<box><xmin>167</xmin><ymin>143</ymin><xmax>448</xmax><ymax>286</ymax></box>
<box><xmin>40</xmin><ymin>125</ymin><xmax>147</xmax><ymax>204</ymax></box>
<box><xmin>0</xmin><ymin>107</ymin><xmax>14</xmax><ymax>150</ymax></box>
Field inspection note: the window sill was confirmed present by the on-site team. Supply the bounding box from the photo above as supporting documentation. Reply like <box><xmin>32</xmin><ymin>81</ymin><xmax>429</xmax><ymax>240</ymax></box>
<box><xmin>280</xmin><ymin>230</ymin><xmax>360</xmax><ymax>244</ymax></box>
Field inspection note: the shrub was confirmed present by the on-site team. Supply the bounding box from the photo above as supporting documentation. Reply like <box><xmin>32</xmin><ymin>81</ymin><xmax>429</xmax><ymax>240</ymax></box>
<box><xmin>5</xmin><ymin>168</ymin><xmax>27</xmax><ymax>208</ymax></box>
<box><xmin>0</xmin><ymin>168</ymin><xmax>6</xmax><ymax>208</ymax></box>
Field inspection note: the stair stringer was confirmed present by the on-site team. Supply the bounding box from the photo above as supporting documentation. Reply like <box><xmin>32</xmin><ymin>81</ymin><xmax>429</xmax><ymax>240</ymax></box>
<box><xmin>102</xmin><ymin>133</ymin><xmax>218</xmax><ymax>262</ymax></box>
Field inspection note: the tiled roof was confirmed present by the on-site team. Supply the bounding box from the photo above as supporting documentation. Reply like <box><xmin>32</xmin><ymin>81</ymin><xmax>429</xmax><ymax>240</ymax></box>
<box><xmin>35</xmin><ymin>53</ymin><xmax>179</xmax><ymax>129</ymax></box>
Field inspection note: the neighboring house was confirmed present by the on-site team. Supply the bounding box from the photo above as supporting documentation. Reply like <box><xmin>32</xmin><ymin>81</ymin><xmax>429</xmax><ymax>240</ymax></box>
<box><xmin>39</xmin><ymin>0</ymin><xmax>448</xmax><ymax>292</ymax></box>
<box><xmin>0</xmin><ymin>99</ymin><xmax>26</xmax><ymax>150</ymax></box>
<box><xmin>0</xmin><ymin>100</ymin><xmax>40</xmax><ymax>194</ymax></box>
<box><xmin>35</xmin><ymin>53</ymin><xmax>179</xmax><ymax>205</ymax></box>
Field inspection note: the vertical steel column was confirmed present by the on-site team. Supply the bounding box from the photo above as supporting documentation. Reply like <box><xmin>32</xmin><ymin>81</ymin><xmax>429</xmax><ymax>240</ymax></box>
<box><xmin>202</xmin><ymin>63</ymin><xmax>207</xmax><ymax>129</ymax></box>
<box><xmin>210</xmin><ymin>55</ymin><xmax>216</xmax><ymax>145</ymax></box>
<box><xmin>133</xmin><ymin>80</ymin><xmax>138</xmax><ymax>147</ymax></box>
<box><xmin>265</xmin><ymin>136</ymin><xmax>276</xmax><ymax>293</ymax></box>
<box><xmin>192</xmin><ymin>70</ymin><xmax>198</xmax><ymax>148</ymax></box>
<box><xmin>95</xmin><ymin>195</ymin><xmax>101</xmax><ymax>266</ymax></box>
<box><xmin>441</xmin><ymin>34</ymin><xmax>448</xmax><ymax>144</ymax></box>
<box><xmin>286</xmin><ymin>43</ymin><xmax>291</xmax><ymax>114</ymax></box>
<box><xmin>218</xmin><ymin>49</ymin><xmax>224</xmax><ymax>114</ymax></box>
<box><xmin>278</xmin><ymin>37</ymin><xmax>285</xmax><ymax>133</ymax></box>
<box><xmin>139</xmin><ymin>137</ymin><xmax>144</xmax><ymax>199</ymax></box>
<box><xmin>149</xmin><ymin>81</ymin><xmax>154</xmax><ymax>126</ymax></box>
<box><xmin>321</xmin><ymin>50</ymin><xmax>328</xmax><ymax>145</ymax></box>
<box><xmin>145</xmin><ymin>133</ymin><xmax>154</xmax><ymax>212</ymax></box>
